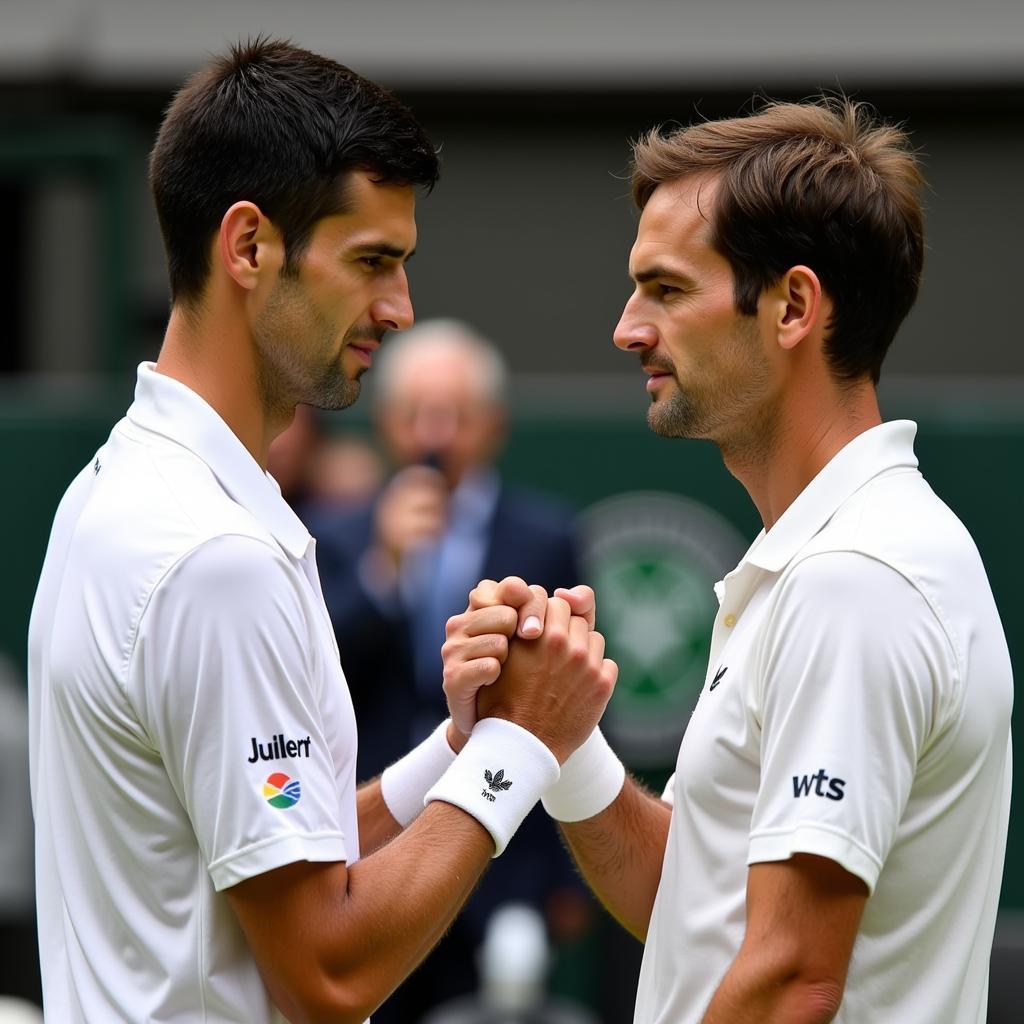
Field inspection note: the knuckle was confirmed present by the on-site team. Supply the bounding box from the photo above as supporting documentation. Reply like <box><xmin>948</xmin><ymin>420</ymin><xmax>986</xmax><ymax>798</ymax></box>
<box><xmin>497</xmin><ymin>576</ymin><xmax>528</xmax><ymax>602</ymax></box>
<box><xmin>469</xmin><ymin>580</ymin><xmax>498</xmax><ymax>607</ymax></box>
<box><xmin>487</xmin><ymin>634</ymin><xmax>509</xmax><ymax>657</ymax></box>
<box><xmin>477</xmin><ymin>658</ymin><xmax>501</xmax><ymax>680</ymax></box>
<box><xmin>545</xmin><ymin>625</ymin><xmax>568</xmax><ymax>649</ymax></box>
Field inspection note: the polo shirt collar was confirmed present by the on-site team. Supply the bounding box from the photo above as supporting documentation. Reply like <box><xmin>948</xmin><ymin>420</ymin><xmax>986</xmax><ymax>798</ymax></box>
<box><xmin>742</xmin><ymin>420</ymin><xmax>919</xmax><ymax>574</ymax></box>
<box><xmin>126</xmin><ymin>362</ymin><xmax>312</xmax><ymax>560</ymax></box>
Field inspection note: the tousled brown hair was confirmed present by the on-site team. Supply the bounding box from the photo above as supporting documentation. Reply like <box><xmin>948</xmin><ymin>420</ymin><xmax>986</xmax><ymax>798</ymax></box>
<box><xmin>631</xmin><ymin>98</ymin><xmax>925</xmax><ymax>384</ymax></box>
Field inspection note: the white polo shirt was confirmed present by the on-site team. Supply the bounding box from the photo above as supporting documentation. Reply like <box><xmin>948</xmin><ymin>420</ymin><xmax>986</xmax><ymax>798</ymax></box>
<box><xmin>634</xmin><ymin>421</ymin><xmax>1013</xmax><ymax>1024</ymax></box>
<box><xmin>28</xmin><ymin>363</ymin><xmax>359</xmax><ymax>1023</ymax></box>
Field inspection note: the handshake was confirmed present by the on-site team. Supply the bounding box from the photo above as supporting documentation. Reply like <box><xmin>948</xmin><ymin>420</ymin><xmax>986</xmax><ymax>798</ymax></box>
<box><xmin>380</xmin><ymin>576</ymin><xmax>624</xmax><ymax>856</ymax></box>
<box><xmin>441</xmin><ymin>576</ymin><xmax>619</xmax><ymax>763</ymax></box>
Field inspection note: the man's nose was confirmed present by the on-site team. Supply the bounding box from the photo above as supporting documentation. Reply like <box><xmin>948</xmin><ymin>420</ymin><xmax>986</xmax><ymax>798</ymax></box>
<box><xmin>371</xmin><ymin>269</ymin><xmax>414</xmax><ymax>332</ymax></box>
<box><xmin>613</xmin><ymin>295</ymin><xmax>657</xmax><ymax>353</ymax></box>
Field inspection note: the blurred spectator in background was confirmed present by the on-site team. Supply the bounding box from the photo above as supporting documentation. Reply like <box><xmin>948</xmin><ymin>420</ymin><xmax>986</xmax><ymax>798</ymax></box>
<box><xmin>314</xmin><ymin>319</ymin><xmax>594</xmax><ymax>1022</ymax></box>
<box><xmin>309</xmin><ymin>433</ymin><xmax>386</xmax><ymax>509</ymax></box>
<box><xmin>268</xmin><ymin>405</ymin><xmax>385</xmax><ymax>520</ymax></box>
<box><xmin>421</xmin><ymin>903</ymin><xmax>599</xmax><ymax>1024</ymax></box>
<box><xmin>0</xmin><ymin>658</ymin><xmax>39</xmax><ymax>1008</ymax></box>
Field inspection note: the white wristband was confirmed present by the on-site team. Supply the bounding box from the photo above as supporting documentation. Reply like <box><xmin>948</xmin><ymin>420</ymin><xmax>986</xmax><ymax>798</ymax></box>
<box><xmin>426</xmin><ymin>717</ymin><xmax>560</xmax><ymax>857</ymax></box>
<box><xmin>541</xmin><ymin>727</ymin><xmax>625</xmax><ymax>822</ymax></box>
<box><xmin>380</xmin><ymin>720</ymin><xmax>458</xmax><ymax>828</ymax></box>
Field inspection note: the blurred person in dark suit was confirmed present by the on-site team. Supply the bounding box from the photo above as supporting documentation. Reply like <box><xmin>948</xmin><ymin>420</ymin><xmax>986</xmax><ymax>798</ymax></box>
<box><xmin>315</xmin><ymin>319</ymin><xmax>592</xmax><ymax>1023</ymax></box>
<box><xmin>316</xmin><ymin>319</ymin><xmax>581</xmax><ymax>774</ymax></box>
<box><xmin>269</xmin><ymin>405</ymin><xmax>385</xmax><ymax>521</ymax></box>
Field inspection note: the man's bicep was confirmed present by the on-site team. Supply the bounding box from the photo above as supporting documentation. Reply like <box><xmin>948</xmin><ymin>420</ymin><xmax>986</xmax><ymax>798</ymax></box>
<box><xmin>742</xmin><ymin>855</ymin><xmax>867</xmax><ymax>990</ymax></box>
<box><xmin>226</xmin><ymin>859</ymin><xmax>351</xmax><ymax>1021</ymax></box>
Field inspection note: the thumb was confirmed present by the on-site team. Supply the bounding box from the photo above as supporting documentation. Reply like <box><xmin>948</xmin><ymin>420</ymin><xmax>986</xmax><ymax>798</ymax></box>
<box><xmin>554</xmin><ymin>585</ymin><xmax>597</xmax><ymax>629</ymax></box>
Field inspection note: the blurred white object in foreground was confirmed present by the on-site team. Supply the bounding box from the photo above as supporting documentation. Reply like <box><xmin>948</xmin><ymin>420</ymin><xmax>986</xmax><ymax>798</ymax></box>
<box><xmin>0</xmin><ymin>998</ymin><xmax>43</xmax><ymax>1024</ymax></box>
<box><xmin>480</xmin><ymin>903</ymin><xmax>549</xmax><ymax>1012</ymax></box>
<box><xmin>420</xmin><ymin>902</ymin><xmax>598</xmax><ymax>1024</ymax></box>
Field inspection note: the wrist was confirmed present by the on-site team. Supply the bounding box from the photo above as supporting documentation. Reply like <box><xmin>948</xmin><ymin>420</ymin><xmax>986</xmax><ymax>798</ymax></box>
<box><xmin>474</xmin><ymin>709</ymin><xmax>570</xmax><ymax>765</ymax></box>
<box><xmin>445</xmin><ymin>720</ymin><xmax>468</xmax><ymax>753</ymax></box>
<box><xmin>426</xmin><ymin>717</ymin><xmax>560</xmax><ymax>856</ymax></box>
<box><xmin>541</xmin><ymin>727</ymin><xmax>625</xmax><ymax>822</ymax></box>
<box><xmin>380</xmin><ymin>720</ymin><xmax>458</xmax><ymax>828</ymax></box>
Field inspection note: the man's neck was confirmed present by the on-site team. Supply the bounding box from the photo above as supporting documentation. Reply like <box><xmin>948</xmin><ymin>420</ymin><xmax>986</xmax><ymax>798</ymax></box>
<box><xmin>155</xmin><ymin>304</ymin><xmax>286</xmax><ymax>471</ymax></box>
<box><xmin>722</xmin><ymin>382</ymin><xmax>881</xmax><ymax>531</ymax></box>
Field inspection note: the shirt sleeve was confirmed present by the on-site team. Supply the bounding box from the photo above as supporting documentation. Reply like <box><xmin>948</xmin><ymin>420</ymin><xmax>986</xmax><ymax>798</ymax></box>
<box><xmin>130</xmin><ymin>533</ymin><xmax>349</xmax><ymax>891</ymax></box>
<box><xmin>747</xmin><ymin>551</ymin><xmax>957</xmax><ymax>894</ymax></box>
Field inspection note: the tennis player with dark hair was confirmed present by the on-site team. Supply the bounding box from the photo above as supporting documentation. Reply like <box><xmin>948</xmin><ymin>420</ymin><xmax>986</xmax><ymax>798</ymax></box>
<box><xmin>28</xmin><ymin>39</ymin><xmax>615</xmax><ymax>1023</ymax></box>
<box><xmin>443</xmin><ymin>98</ymin><xmax>1013</xmax><ymax>1023</ymax></box>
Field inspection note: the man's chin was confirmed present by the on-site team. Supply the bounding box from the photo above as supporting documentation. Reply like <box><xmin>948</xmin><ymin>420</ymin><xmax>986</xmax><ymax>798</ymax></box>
<box><xmin>647</xmin><ymin>399</ymin><xmax>700</xmax><ymax>440</ymax></box>
<box><xmin>310</xmin><ymin>376</ymin><xmax>361</xmax><ymax>412</ymax></box>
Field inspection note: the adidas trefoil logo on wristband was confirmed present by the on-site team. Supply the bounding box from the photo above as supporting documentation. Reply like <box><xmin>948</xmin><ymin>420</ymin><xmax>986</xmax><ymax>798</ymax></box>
<box><xmin>482</xmin><ymin>768</ymin><xmax>513</xmax><ymax>802</ymax></box>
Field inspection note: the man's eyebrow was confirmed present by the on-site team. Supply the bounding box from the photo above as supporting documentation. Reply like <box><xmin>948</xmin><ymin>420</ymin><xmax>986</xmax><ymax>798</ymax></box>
<box><xmin>352</xmin><ymin>242</ymin><xmax>416</xmax><ymax>261</ymax></box>
<box><xmin>632</xmin><ymin>264</ymin><xmax>694</xmax><ymax>286</ymax></box>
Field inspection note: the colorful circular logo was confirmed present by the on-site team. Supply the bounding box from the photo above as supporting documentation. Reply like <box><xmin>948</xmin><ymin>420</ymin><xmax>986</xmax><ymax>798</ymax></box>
<box><xmin>263</xmin><ymin>772</ymin><xmax>301</xmax><ymax>809</ymax></box>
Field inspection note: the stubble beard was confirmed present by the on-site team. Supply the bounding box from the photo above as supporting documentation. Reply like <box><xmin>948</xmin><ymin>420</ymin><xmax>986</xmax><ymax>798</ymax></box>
<box><xmin>646</xmin><ymin>317</ymin><xmax>777</xmax><ymax>464</ymax></box>
<box><xmin>253</xmin><ymin>276</ymin><xmax>365</xmax><ymax>416</ymax></box>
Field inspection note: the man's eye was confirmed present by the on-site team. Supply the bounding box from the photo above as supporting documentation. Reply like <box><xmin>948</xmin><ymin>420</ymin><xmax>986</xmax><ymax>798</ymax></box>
<box><xmin>658</xmin><ymin>283</ymin><xmax>679</xmax><ymax>296</ymax></box>
<box><xmin>361</xmin><ymin>256</ymin><xmax>383</xmax><ymax>269</ymax></box>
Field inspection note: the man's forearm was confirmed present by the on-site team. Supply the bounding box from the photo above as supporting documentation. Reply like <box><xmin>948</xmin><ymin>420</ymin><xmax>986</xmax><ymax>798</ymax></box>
<box><xmin>701</xmin><ymin>953</ymin><xmax>844</xmax><ymax>1024</ymax></box>
<box><xmin>357</xmin><ymin>719</ymin><xmax>467</xmax><ymax>856</ymax></box>
<box><xmin>231</xmin><ymin>801</ymin><xmax>495</xmax><ymax>1024</ymax></box>
<box><xmin>337</xmin><ymin>802</ymin><xmax>494</xmax><ymax>1012</ymax></box>
<box><xmin>560</xmin><ymin>776</ymin><xmax>671</xmax><ymax>941</ymax></box>
<box><xmin>356</xmin><ymin>778</ymin><xmax>403</xmax><ymax>855</ymax></box>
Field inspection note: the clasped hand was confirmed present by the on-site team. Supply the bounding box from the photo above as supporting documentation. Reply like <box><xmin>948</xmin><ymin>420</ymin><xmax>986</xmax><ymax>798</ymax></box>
<box><xmin>441</xmin><ymin>577</ymin><xmax>618</xmax><ymax>764</ymax></box>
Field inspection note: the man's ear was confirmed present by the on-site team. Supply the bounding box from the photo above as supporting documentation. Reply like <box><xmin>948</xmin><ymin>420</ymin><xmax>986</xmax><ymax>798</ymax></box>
<box><xmin>217</xmin><ymin>201</ymin><xmax>284</xmax><ymax>292</ymax></box>
<box><xmin>773</xmin><ymin>265</ymin><xmax>825</xmax><ymax>353</ymax></box>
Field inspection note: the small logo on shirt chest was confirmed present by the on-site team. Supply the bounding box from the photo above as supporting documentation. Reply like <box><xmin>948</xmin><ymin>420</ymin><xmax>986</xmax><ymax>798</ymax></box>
<box><xmin>247</xmin><ymin>733</ymin><xmax>312</xmax><ymax>763</ymax></box>
<box><xmin>709</xmin><ymin>665</ymin><xmax>728</xmax><ymax>691</ymax></box>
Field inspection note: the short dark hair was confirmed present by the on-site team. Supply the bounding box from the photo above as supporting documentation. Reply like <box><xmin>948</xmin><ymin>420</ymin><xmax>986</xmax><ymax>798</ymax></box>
<box><xmin>149</xmin><ymin>37</ymin><xmax>439</xmax><ymax>304</ymax></box>
<box><xmin>631</xmin><ymin>98</ymin><xmax>925</xmax><ymax>384</ymax></box>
